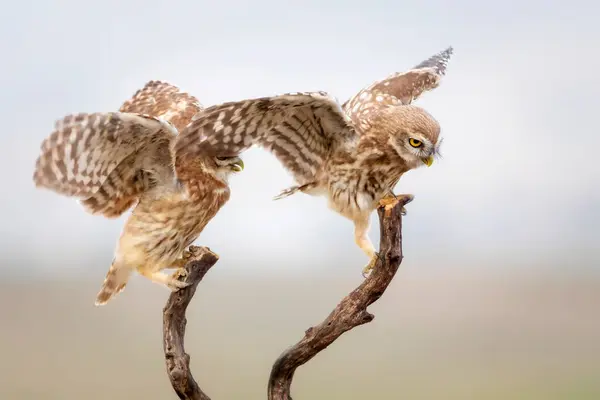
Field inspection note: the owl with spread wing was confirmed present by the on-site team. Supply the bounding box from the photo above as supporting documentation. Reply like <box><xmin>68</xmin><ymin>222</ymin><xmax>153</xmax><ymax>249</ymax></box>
<box><xmin>174</xmin><ymin>47</ymin><xmax>453</xmax><ymax>276</ymax></box>
<box><xmin>33</xmin><ymin>81</ymin><xmax>244</xmax><ymax>305</ymax></box>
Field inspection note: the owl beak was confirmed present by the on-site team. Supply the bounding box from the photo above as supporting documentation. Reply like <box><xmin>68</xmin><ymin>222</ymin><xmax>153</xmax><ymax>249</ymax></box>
<box><xmin>421</xmin><ymin>156</ymin><xmax>434</xmax><ymax>167</ymax></box>
<box><xmin>231</xmin><ymin>159</ymin><xmax>244</xmax><ymax>172</ymax></box>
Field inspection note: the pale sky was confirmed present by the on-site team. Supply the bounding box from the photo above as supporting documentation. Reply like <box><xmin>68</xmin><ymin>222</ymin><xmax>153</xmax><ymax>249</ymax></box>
<box><xmin>1</xmin><ymin>0</ymin><xmax>598</xmax><ymax>277</ymax></box>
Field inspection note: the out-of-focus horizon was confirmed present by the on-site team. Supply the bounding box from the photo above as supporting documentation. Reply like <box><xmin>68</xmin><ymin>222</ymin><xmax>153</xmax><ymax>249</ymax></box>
<box><xmin>1</xmin><ymin>0</ymin><xmax>599</xmax><ymax>398</ymax></box>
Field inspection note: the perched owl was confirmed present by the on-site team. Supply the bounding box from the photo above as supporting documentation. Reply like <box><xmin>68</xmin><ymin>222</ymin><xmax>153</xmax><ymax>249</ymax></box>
<box><xmin>33</xmin><ymin>81</ymin><xmax>244</xmax><ymax>305</ymax></box>
<box><xmin>174</xmin><ymin>47</ymin><xmax>453</xmax><ymax>276</ymax></box>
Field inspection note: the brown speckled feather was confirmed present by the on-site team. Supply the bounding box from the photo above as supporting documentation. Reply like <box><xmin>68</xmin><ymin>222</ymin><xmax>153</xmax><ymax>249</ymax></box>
<box><xmin>171</xmin><ymin>47</ymin><xmax>453</xmax><ymax>278</ymax></box>
<box><xmin>342</xmin><ymin>47</ymin><xmax>452</xmax><ymax>132</ymax></box>
<box><xmin>32</xmin><ymin>80</ymin><xmax>242</xmax><ymax>305</ymax></box>
<box><xmin>33</xmin><ymin>112</ymin><xmax>176</xmax><ymax>200</ymax></box>
<box><xmin>87</xmin><ymin>81</ymin><xmax>203</xmax><ymax>216</ymax></box>
<box><xmin>174</xmin><ymin>91</ymin><xmax>357</xmax><ymax>185</ymax></box>
<box><xmin>119</xmin><ymin>80</ymin><xmax>203</xmax><ymax>132</ymax></box>
<box><xmin>33</xmin><ymin>81</ymin><xmax>204</xmax><ymax>218</ymax></box>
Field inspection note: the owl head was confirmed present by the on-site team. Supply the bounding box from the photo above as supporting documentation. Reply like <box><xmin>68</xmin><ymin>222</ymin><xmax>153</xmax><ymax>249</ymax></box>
<box><xmin>207</xmin><ymin>155</ymin><xmax>244</xmax><ymax>183</ymax></box>
<box><xmin>173</xmin><ymin>154</ymin><xmax>244</xmax><ymax>186</ymax></box>
<box><xmin>213</xmin><ymin>156</ymin><xmax>244</xmax><ymax>173</ymax></box>
<box><xmin>375</xmin><ymin>105</ymin><xmax>442</xmax><ymax>169</ymax></box>
<box><xmin>189</xmin><ymin>155</ymin><xmax>244</xmax><ymax>183</ymax></box>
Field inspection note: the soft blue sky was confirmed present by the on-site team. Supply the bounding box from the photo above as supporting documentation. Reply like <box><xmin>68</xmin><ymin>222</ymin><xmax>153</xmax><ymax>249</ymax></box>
<box><xmin>1</xmin><ymin>0</ymin><xmax>598</xmax><ymax>277</ymax></box>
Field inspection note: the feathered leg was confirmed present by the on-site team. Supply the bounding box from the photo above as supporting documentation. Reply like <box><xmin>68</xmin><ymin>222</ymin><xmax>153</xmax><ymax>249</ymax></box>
<box><xmin>136</xmin><ymin>268</ymin><xmax>191</xmax><ymax>291</ymax></box>
<box><xmin>136</xmin><ymin>250</ymin><xmax>193</xmax><ymax>291</ymax></box>
<box><xmin>353</xmin><ymin>215</ymin><xmax>379</xmax><ymax>277</ymax></box>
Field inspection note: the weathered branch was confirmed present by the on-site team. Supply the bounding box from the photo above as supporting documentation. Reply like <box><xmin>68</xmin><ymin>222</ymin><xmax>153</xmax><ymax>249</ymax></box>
<box><xmin>268</xmin><ymin>194</ymin><xmax>412</xmax><ymax>400</ymax></box>
<box><xmin>161</xmin><ymin>195</ymin><xmax>410</xmax><ymax>400</ymax></box>
<box><xmin>163</xmin><ymin>246</ymin><xmax>219</xmax><ymax>400</ymax></box>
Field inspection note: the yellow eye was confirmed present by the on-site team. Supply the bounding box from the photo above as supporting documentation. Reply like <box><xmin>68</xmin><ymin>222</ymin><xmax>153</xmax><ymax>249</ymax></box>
<box><xmin>409</xmin><ymin>138</ymin><xmax>423</xmax><ymax>148</ymax></box>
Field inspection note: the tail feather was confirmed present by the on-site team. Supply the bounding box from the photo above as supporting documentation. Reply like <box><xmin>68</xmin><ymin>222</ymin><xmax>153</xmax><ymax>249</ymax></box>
<box><xmin>273</xmin><ymin>182</ymin><xmax>318</xmax><ymax>201</ymax></box>
<box><xmin>94</xmin><ymin>262</ymin><xmax>132</xmax><ymax>306</ymax></box>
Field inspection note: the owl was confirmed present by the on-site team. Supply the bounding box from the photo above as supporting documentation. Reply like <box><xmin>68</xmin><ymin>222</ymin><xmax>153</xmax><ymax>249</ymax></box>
<box><xmin>33</xmin><ymin>81</ymin><xmax>244</xmax><ymax>305</ymax></box>
<box><xmin>173</xmin><ymin>47</ymin><xmax>453</xmax><ymax>276</ymax></box>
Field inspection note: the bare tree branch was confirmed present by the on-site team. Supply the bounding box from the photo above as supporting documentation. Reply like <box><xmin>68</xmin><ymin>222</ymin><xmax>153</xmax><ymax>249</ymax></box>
<box><xmin>268</xmin><ymin>194</ymin><xmax>413</xmax><ymax>400</ymax></box>
<box><xmin>163</xmin><ymin>246</ymin><xmax>219</xmax><ymax>400</ymax></box>
<box><xmin>161</xmin><ymin>195</ymin><xmax>410</xmax><ymax>400</ymax></box>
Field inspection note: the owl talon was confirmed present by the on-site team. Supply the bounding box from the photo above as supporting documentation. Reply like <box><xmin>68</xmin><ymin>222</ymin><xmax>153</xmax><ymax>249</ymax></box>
<box><xmin>380</xmin><ymin>193</ymin><xmax>413</xmax><ymax>215</ymax></box>
<box><xmin>362</xmin><ymin>252</ymin><xmax>379</xmax><ymax>278</ymax></box>
<box><xmin>168</xmin><ymin>277</ymin><xmax>191</xmax><ymax>291</ymax></box>
<box><xmin>171</xmin><ymin>267</ymin><xmax>188</xmax><ymax>280</ymax></box>
<box><xmin>169</xmin><ymin>280</ymin><xmax>191</xmax><ymax>291</ymax></box>
<box><xmin>166</xmin><ymin>268</ymin><xmax>191</xmax><ymax>291</ymax></box>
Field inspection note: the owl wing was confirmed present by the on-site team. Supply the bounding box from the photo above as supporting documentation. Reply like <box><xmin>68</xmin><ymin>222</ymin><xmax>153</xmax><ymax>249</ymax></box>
<box><xmin>81</xmin><ymin>81</ymin><xmax>204</xmax><ymax>216</ymax></box>
<box><xmin>33</xmin><ymin>112</ymin><xmax>178</xmax><ymax>217</ymax></box>
<box><xmin>118</xmin><ymin>80</ymin><xmax>204</xmax><ymax>132</ymax></box>
<box><xmin>173</xmin><ymin>91</ymin><xmax>358</xmax><ymax>185</ymax></box>
<box><xmin>343</xmin><ymin>46</ymin><xmax>453</xmax><ymax>132</ymax></box>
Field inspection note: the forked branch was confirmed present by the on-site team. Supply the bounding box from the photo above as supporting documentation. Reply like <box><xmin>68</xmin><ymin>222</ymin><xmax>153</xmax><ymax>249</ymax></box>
<box><xmin>162</xmin><ymin>195</ymin><xmax>411</xmax><ymax>400</ymax></box>
<box><xmin>268</xmin><ymin>194</ymin><xmax>412</xmax><ymax>400</ymax></box>
<box><xmin>163</xmin><ymin>246</ymin><xmax>219</xmax><ymax>400</ymax></box>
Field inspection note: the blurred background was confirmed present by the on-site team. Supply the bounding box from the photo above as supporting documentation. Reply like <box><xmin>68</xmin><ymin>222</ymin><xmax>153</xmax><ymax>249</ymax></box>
<box><xmin>1</xmin><ymin>0</ymin><xmax>599</xmax><ymax>399</ymax></box>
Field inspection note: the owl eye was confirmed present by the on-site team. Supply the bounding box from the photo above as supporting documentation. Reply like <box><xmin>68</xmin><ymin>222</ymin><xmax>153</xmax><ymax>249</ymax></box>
<box><xmin>408</xmin><ymin>138</ymin><xmax>423</xmax><ymax>148</ymax></box>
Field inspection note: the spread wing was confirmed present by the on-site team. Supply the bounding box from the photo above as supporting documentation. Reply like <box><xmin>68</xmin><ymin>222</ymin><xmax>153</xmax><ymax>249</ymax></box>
<box><xmin>173</xmin><ymin>92</ymin><xmax>357</xmax><ymax>185</ymax></box>
<box><xmin>343</xmin><ymin>46</ymin><xmax>453</xmax><ymax>132</ymax></box>
<box><xmin>33</xmin><ymin>112</ymin><xmax>178</xmax><ymax>217</ymax></box>
<box><xmin>119</xmin><ymin>80</ymin><xmax>204</xmax><ymax>132</ymax></box>
<box><xmin>33</xmin><ymin>80</ymin><xmax>204</xmax><ymax>217</ymax></box>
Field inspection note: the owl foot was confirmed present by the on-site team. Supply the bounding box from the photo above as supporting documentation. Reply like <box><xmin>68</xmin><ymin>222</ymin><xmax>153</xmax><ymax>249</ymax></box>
<box><xmin>168</xmin><ymin>268</ymin><xmax>191</xmax><ymax>291</ymax></box>
<box><xmin>169</xmin><ymin>250</ymin><xmax>194</xmax><ymax>270</ymax></box>
<box><xmin>379</xmin><ymin>193</ymin><xmax>414</xmax><ymax>215</ymax></box>
<box><xmin>168</xmin><ymin>280</ymin><xmax>191</xmax><ymax>291</ymax></box>
<box><xmin>362</xmin><ymin>252</ymin><xmax>379</xmax><ymax>278</ymax></box>
<box><xmin>171</xmin><ymin>267</ymin><xmax>188</xmax><ymax>281</ymax></box>
<box><xmin>139</xmin><ymin>270</ymin><xmax>191</xmax><ymax>291</ymax></box>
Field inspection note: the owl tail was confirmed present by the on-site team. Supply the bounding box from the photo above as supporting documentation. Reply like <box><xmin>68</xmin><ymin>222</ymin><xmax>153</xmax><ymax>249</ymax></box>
<box><xmin>94</xmin><ymin>261</ymin><xmax>132</xmax><ymax>306</ymax></box>
<box><xmin>273</xmin><ymin>182</ymin><xmax>318</xmax><ymax>200</ymax></box>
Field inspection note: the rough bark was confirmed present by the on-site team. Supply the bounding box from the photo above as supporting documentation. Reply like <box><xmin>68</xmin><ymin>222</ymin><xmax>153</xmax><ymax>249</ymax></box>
<box><xmin>163</xmin><ymin>246</ymin><xmax>219</xmax><ymax>400</ymax></box>
<box><xmin>162</xmin><ymin>195</ymin><xmax>411</xmax><ymax>400</ymax></box>
<box><xmin>267</xmin><ymin>194</ymin><xmax>412</xmax><ymax>400</ymax></box>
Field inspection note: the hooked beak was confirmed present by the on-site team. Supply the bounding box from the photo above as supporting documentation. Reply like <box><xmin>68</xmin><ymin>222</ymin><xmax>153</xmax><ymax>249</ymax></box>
<box><xmin>421</xmin><ymin>156</ymin><xmax>434</xmax><ymax>167</ymax></box>
<box><xmin>231</xmin><ymin>159</ymin><xmax>244</xmax><ymax>172</ymax></box>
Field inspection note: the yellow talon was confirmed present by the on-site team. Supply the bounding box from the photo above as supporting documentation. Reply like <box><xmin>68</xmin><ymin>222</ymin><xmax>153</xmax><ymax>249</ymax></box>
<box><xmin>379</xmin><ymin>193</ymin><xmax>413</xmax><ymax>215</ymax></box>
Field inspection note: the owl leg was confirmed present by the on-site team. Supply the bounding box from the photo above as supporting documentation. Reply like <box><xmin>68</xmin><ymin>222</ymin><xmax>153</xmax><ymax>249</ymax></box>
<box><xmin>138</xmin><ymin>250</ymin><xmax>195</xmax><ymax>290</ymax></box>
<box><xmin>137</xmin><ymin>268</ymin><xmax>191</xmax><ymax>291</ymax></box>
<box><xmin>164</xmin><ymin>251</ymin><xmax>195</xmax><ymax>283</ymax></box>
<box><xmin>168</xmin><ymin>250</ymin><xmax>192</xmax><ymax>269</ymax></box>
<box><xmin>354</xmin><ymin>216</ymin><xmax>378</xmax><ymax>277</ymax></box>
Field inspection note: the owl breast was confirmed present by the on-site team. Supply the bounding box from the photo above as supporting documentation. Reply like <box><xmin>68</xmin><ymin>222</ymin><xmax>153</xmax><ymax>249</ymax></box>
<box><xmin>325</xmin><ymin>159</ymin><xmax>405</xmax><ymax>220</ymax></box>
<box><xmin>116</xmin><ymin>186</ymin><xmax>230</xmax><ymax>269</ymax></box>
